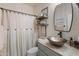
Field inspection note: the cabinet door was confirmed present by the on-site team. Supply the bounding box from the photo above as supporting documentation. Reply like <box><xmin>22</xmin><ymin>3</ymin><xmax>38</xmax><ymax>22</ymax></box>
<box><xmin>38</xmin><ymin>43</ymin><xmax>62</xmax><ymax>56</ymax></box>
<box><xmin>38</xmin><ymin>49</ymin><xmax>47</xmax><ymax>56</ymax></box>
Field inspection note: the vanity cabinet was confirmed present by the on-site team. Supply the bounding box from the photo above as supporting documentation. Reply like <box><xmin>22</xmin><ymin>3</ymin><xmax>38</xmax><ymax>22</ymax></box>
<box><xmin>38</xmin><ymin>42</ymin><xmax>62</xmax><ymax>56</ymax></box>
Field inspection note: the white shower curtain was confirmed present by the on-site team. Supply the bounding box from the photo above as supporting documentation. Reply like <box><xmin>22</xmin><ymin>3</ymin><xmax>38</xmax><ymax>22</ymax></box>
<box><xmin>0</xmin><ymin>9</ymin><xmax>37</xmax><ymax>56</ymax></box>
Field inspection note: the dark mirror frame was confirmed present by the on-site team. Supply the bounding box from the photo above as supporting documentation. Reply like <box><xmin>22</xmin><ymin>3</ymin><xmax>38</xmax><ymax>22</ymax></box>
<box><xmin>53</xmin><ymin>3</ymin><xmax>73</xmax><ymax>32</ymax></box>
<box><xmin>76</xmin><ymin>3</ymin><xmax>79</xmax><ymax>8</ymax></box>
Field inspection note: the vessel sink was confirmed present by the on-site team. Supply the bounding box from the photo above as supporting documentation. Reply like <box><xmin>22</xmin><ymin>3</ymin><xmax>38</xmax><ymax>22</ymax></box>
<box><xmin>47</xmin><ymin>36</ymin><xmax>67</xmax><ymax>47</ymax></box>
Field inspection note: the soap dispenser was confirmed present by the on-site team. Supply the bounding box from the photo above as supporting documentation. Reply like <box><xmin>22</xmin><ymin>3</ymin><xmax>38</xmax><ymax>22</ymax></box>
<box><xmin>70</xmin><ymin>37</ymin><xmax>74</xmax><ymax>46</ymax></box>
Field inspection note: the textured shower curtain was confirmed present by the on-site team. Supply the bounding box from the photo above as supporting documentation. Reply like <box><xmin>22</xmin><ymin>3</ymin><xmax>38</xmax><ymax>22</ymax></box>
<box><xmin>0</xmin><ymin>9</ymin><xmax>37</xmax><ymax>56</ymax></box>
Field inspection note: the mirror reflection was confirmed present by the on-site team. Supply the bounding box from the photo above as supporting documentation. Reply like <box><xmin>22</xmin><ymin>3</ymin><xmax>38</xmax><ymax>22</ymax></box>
<box><xmin>54</xmin><ymin>3</ymin><xmax>73</xmax><ymax>32</ymax></box>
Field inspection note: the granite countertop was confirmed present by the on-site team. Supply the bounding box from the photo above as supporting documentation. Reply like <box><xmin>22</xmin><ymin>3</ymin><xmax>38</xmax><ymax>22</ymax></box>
<box><xmin>38</xmin><ymin>38</ymin><xmax>79</xmax><ymax>56</ymax></box>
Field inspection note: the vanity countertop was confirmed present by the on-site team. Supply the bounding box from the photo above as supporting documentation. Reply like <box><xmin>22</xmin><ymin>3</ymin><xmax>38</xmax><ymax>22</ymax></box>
<box><xmin>38</xmin><ymin>38</ymin><xmax>79</xmax><ymax>56</ymax></box>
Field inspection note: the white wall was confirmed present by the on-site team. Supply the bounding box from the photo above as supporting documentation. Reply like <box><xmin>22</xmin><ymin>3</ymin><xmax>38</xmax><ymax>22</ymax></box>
<box><xmin>0</xmin><ymin>3</ymin><xmax>34</xmax><ymax>14</ymax></box>
<box><xmin>47</xmin><ymin>4</ymin><xmax>59</xmax><ymax>36</ymax></box>
<box><xmin>33</xmin><ymin>3</ymin><xmax>49</xmax><ymax>15</ymax></box>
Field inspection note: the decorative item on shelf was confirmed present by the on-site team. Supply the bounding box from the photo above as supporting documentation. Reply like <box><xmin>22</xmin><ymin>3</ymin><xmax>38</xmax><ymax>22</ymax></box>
<box><xmin>36</xmin><ymin>7</ymin><xmax>48</xmax><ymax>20</ymax></box>
<box><xmin>36</xmin><ymin>7</ymin><xmax>48</xmax><ymax>26</ymax></box>
<box><xmin>41</xmin><ymin>7</ymin><xmax>48</xmax><ymax>18</ymax></box>
<box><xmin>40</xmin><ymin>20</ymin><xmax>48</xmax><ymax>26</ymax></box>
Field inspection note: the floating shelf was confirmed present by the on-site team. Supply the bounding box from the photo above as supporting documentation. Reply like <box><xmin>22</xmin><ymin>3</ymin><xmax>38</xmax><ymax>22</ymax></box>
<box><xmin>36</xmin><ymin>16</ymin><xmax>47</xmax><ymax>20</ymax></box>
<box><xmin>40</xmin><ymin>24</ymin><xmax>48</xmax><ymax>26</ymax></box>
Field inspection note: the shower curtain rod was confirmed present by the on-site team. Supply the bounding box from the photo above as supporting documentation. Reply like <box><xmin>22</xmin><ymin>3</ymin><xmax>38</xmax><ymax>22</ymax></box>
<box><xmin>0</xmin><ymin>7</ymin><xmax>37</xmax><ymax>17</ymax></box>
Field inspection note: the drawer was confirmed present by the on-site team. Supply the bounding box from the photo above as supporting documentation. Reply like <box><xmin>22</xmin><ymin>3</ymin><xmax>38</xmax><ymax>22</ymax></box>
<box><xmin>38</xmin><ymin>43</ymin><xmax>62</xmax><ymax>56</ymax></box>
<box><xmin>38</xmin><ymin>49</ymin><xmax>47</xmax><ymax>56</ymax></box>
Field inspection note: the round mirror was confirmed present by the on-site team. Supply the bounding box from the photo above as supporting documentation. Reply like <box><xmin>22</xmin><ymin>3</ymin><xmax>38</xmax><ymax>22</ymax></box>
<box><xmin>54</xmin><ymin>3</ymin><xmax>73</xmax><ymax>32</ymax></box>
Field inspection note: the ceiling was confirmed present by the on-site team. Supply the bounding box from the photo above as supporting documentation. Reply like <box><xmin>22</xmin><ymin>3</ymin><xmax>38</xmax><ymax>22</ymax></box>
<box><xmin>24</xmin><ymin>3</ymin><xmax>49</xmax><ymax>6</ymax></box>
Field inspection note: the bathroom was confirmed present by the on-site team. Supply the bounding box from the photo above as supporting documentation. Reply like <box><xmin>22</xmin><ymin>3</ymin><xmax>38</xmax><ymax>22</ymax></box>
<box><xmin>0</xmin><ymin>1</ymin><xmax>79</xmax><ymax>57</ymax></box>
